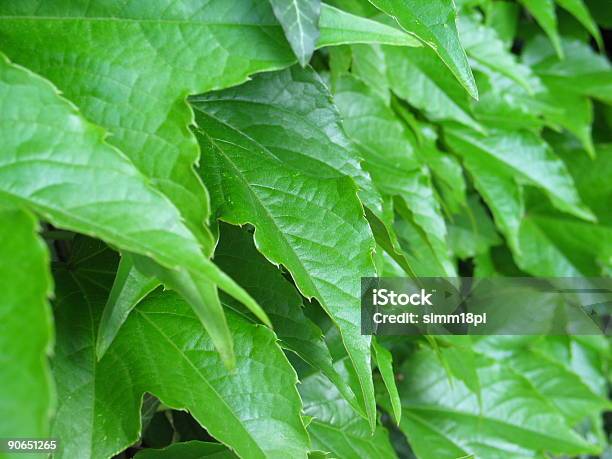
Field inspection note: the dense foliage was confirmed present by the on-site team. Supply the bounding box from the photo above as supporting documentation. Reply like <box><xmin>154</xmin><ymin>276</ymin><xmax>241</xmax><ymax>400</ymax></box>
<box><xmin>0</xmin><ymin>0</ymin><xmax>611</xmax><ymax>458</ymax></box>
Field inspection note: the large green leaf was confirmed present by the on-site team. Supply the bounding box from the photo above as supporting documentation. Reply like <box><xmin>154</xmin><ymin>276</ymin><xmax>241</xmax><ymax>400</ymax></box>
<box><xmin>0</xmin><ymin>206</ymin><xmax>53</xmax><ymax>450</ymax></box>
<box><xmin>367</xmin><ymin>0</ymin><xmax>478</xmax><ymax>98</ymax></box>
<box><xmin>333</xmin><ymin>74</ymin><xmax>455</xmax><ymax>276</ymax></box>
<box><xmin>0</xmin><ymin>1</ymin><xmax>423</xmax><ymax>249</ymax></box>
<box><xmin>51</xmin><ymin>240</ymin><xmax>310</xmax><ymax>459</ymax></box>
<box><xmin>301</xmin><ymin>372</ymin><xmax>397</xmax><ymax>459</ymax></box>
<box><xmin>0</xmin><ymin>54</ymin><xmax>262</xmax><ymax>367</ymax></box>
<box><xmin>214</xmin><ymin>223</ymin><xmax>361</xmax><ymax>416</ymax></box>
<box><xmin>394</xmin><ymin>346</ymin><xmax>601</xmax><ymax>458</ymax></box>
<box><xmin>270</xmin><ymin>0</ymin><xmax>321</xmax><ymax>66</ymax></box>
<box><xmin>191</xmin><ymin>66</ymin><xmax>378</xmax><ymax>429</ymax></box>
<box><xmin>0</xmin><ymin>0</ymin><xmax>300</xmax><ymax>248</ymax></box>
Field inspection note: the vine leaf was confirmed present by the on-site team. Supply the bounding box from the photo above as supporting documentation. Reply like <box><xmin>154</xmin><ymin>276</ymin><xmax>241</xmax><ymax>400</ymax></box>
<box><xmin>270</xmin><ymin>0</ymin><xmax>321</xmax><ymax>66</ymax></box>
<box><xmin>367</xmin><ymin>0</ymin><xmax>478</xmax><ymax>99</ymax></box>
<box><xmin>0</xmin><ymin>205</ymin><xmax>53</xmax><ymax>443</ymax></box>
<box><xmin>0</xmin><ymin>54</ymin><xmax>267</xmax><ymax>368</ymax></box>
<box><xmin>192</xmin><ymin>66</ymin><xmax>379</xmax><ymax>430</ymax></box>
<box><xmin>52</xmin><ymin>240</ymin><xmax>310</xmax><ymax>459</ymax></box>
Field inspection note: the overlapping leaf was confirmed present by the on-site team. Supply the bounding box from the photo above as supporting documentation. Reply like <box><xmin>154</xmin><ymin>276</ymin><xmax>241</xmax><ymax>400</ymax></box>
<box><xmin>391</xmin><ymin>346</ymin><xmax>602</xmax><ymax>458</ymax></box>
<box><xmin>383</xmin><ymin>46</ymin><xmax>481</xmax><ymax>131</ymax></box>
<box><xmin>333</xmin><ymin>74</ymin><xmax>455</xmax><ymax>276</ymax></box>
<box><xmin>445</xmin><ymin>126</ymin><xmax>593</xmax><ymax>222</ymax></box>
<box><xmin>367</xmin><ymin>0</ymin><xmax>478</xmax><ymax>98</ymax></box>
<box><xmin>0</xmin><ymin>54</ymin><xmax>262</xmax><ymax>367</ymax></box>
<box><xmin>318</xmin><ymin>4</ymin><xmax>423</xmax><ymax>48</ymax></box>
<box><xmin>301</xmin><ymin>372</ymin><xmax>397</xmax><ymax>458</ymax></box>
<box><xmin>0</xmin><ymin>1</ymin><xmax>424</xmax><ymax>252</ymax></box>
<box><xmin>523</xmin><ymin>35</ymin><xmax>612</xmax><ymax>105</ymax></box>
<box><xmin>51</xmin><ymin>239</ymin><xmax>309</xmax><ymax>458</ymax></box>
<box><xmin>0</xmin><ymin>0</ymin><xmax>299</xmax><ymax>248</ymax></box>
<box><xmin>191</xmin><ymin>66</ymin><xmax>378</xmax><ymax>428</ymax></box>
<box><xmin>458</xmin><ymin>13</ymin><xmax>535</xmax><ymax>92</ymax></box>
<box><xmin>519</xmin><ymin>0</ymin><xmax>563</xmax><ymax>57</ymax></box>
<box><xmin>214</xmin><ymin>223</ymin><xmax>361</xmax><ymax>415</ymax></box>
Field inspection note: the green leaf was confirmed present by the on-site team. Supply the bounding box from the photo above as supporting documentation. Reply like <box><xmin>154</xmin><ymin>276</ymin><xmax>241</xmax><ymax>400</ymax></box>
<box><xmin>270</xmin><ymin>0</ymin><xmax>321</xmax><ymax>66</ymax></box>
<box><xmin>96</xmin><ymin>255</ymin><xmax>160</xmax><ymax>359</ymax></box>
<box><xmin>383</xmin><ymin>47</ymin><xmax>482</xmax><ymax>132</ymax></box>
<box><xmin>0</xmin><ymin>53</ymin><xmax>263</xmax><ymax>368</ymax></box>
<box><xmin>135</xmin><ymin>441</ymin><xmax>237</xmax><ymax>459</ymax></box>
<box><xmin>351</xmin><ymin>45</ymin><xmax>391</xmax><ymax>105</ymax></box>
<box><xmin>474</xmin><ymin>336</ymin><xmax>611</xmax><ymax>425</ymax></box>
<box><xmin>365</xmin><ymin>204</ymin><xmax>418</xmax><ymax>278</ymax></box>
<box><xmin>437</xmin><ymin>336</ymin><xmax>482</xmax><ymax>399</ymax></box>
<box><xmin>538</xmin><ymin>79</ymin><xmax>595</xmax><ymax>157</ymax></box>
<box><xmin>318</xmin><ymin>4</ymin><xmax>422</xmax><ymax>48</ymax></box>
<box><xmin>0</xmin><ymin>205</ymin><xmax>53</xmax><ymax>444</ymax></box>
<box><xmin>51</xmin><ymin>241</ymin><xmax>310</xmax><ymax>459</ymax></box>
<box><xmin>301</xmin><ymin>372</ymin><xmax>397</xmax><ymax>458</ymax></box>
<box><xmin>372</xmin><ymin>338</ymin><xmax>401</xmax><ymax>425</ymax></box>
<box><xmin>445</xmin><ymin>126</ymin><xmax>594</xmax><ymax>222</ymax></box>
<box><xmin>517</xmin><ymin>206</ymin><xmax>612</xmax><ymax>276</ymax></box>
<box><xmin>447</xmin><ymin>195</ymin><xmax>501</xmax><ymax>259</ymax></box>
<box><xmin>333</xmin><ymin>74</ymin><xmax>455</xmax><ymax>276</ymax></box>
<box><xmin>191</xmin><ymin>67</ymin><xmax>378</xmax><ymax>429</ymax></box>
<box><xmin>555</xmin><ymin>0</ymin><xmax>603</xmax><ymax>49</ymax></box>
<box><xmin>519</xmin><ymin>0</ymin><xmax>563</xmax><ymax>58</ymax></box>
<box><xmin>560</xmin><ymin>143</ymin><xmax>612</xmax><ymax>224</ymax></box>
<box><xmin>0</xmin><ymin>0</ymin><xmax>300</xmax><ymax>250</ymax></box>
<box><xmin>130</xmin><ymin>254</ymin><xmax>249</xmax><ymax>369</ymax></box>
<box><xmin>395</xmin><ymin>347</ymin><xmax>601</xmax><ymax>458</ymax></box>
<box><xmin>523</xmin><ymin>36</ymin><xmax>612</xmax><ymax>105</ymax></box>
<box><xmin>471</xmin><ymin>70</ymin><xmax>547</xmax><ymax>131</ymax></box>
<box><xmin>367</xmin><ymin>0</ymin><xmax>478</xmax><ymax>98</ymax></box>
<box><xmin>460</xmin><ymin>157</ymin><xmax>524</xmax><ymax>254</ymax></box>
<box><xmin>393</xmin><ymin>204</ymin><xmax>453</xmax><ymax>277</ymax></box>
<box><xmin>0</xmin><ymin>1</ymin><xmax>428</xmax><ymax>251</ymax></box>
<box><xmin>485</xmin><ymin>0</ymin><xmax>520</xmax><ymax>46</ymax></box>
<box><xmin>214</xmin><ymin>223</ymin><xmax>362</xmax><ymax>416</ymax></box>
<box><xmin>411</xmin><ymin>122</ymin><xmax>467</xmax><ymax>213</ymax></box>
<box><xmin>458</xmin><ymin>14</ymin><xmax>535</xmax><ymax>93</ymax></box>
